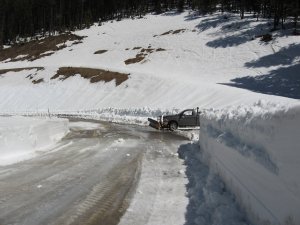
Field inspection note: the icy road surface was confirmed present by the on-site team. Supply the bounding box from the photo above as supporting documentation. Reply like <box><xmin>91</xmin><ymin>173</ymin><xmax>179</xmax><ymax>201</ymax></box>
<box><xmin>0</xmin><ymin>119</ymin><xmax>189</xmax><ymax>225</ymax></box>
<box><xmin>0</xmin><ymin>119</ymin><xmax>249</xmax><ymax>225</ymax></box>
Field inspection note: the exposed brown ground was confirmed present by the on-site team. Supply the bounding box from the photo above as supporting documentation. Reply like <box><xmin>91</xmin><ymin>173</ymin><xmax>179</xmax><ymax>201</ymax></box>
<box><xmin>94</xmin><ymin>50</ymin><xmax>108</xmax><ymax>54</ymax></box>
<box><xmin>124</xmin><ymin>54</ymin><xmax>146</xmax><ymax>65</ymax></box>
<box><xmin>0</xmin><ymin>67</ymin><xmax>45</xmax><ymax>84</ymax></box>
<box><xmin>141</xmin><ymin>48</ymin><xmax>155</xmax><ymax>53</ymax></box>
<box><xmin>124</xmin><ymin>47</ymin><xmax>166</xmax><ymax>65</ymax></box>
<box><xmin>0</xmin><ymin>34</ymin><xmax>84</xmax><ymax>62</ymax></box>
<box><xmin>154</xmin><ymin>29</ymin><xmax>187</xmax><ymax>37</ymax></box>
<box><xmin>0</xmin><ymin>66</ymin><xmax>128</xmax><ymax>86</ymax></box>
<box><xmin>0</xmin><ymin>67</ymin><xmax>44</xmax><ymax>75</ymax></box>
<box><xmin>51</xmin><ymin>67</ymin><xmax>129</xmax><ymax>86</ymax></box>
<box><xmin>172</xmin><ymin>29</ymin><xmax>186</xmax><ymax>34</ymax></box>
<box><xmin>156</xmin><ymin>48</ymin><xmax>166</xmax><ymax>52</ymax></box>
<box><xmin>32</xmin><ymin>78</ymin><xmax>44</xmax><ymax>84</ymax></box>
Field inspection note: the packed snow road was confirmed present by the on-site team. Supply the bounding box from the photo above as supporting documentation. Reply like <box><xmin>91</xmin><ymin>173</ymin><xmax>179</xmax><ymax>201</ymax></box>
<box><xmin>0</xmin><ymin>119</ymin><xmax>189</xmax><ymax>225</ymax></box>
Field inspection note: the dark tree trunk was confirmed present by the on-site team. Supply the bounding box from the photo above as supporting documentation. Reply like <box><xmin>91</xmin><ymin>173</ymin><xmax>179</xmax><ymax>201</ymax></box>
<box><xmin>240</xmin><ymin>0</ymin><xmax>245</xmax><ymax>19</ymax></box>
<box><xmin>294</xmin><ymin>0</ymin><xmax>300</xmax><ymax>32</ymax></box>
<box><xmin>0</xmin><ymin>3</ymin><xmax>5</xmax><ymax>47</ymax></box>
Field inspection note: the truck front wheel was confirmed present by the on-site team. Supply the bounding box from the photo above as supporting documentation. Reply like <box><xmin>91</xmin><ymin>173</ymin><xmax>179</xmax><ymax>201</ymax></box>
<box><xmin>169</xmin><ymin>121</ymin><xmax>178</xmax><ymax>131</ymax></box>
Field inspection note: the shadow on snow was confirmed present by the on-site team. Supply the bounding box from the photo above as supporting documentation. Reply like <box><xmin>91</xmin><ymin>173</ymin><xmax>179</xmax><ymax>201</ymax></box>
<box><xmin>245</xmin><ymin>43</ymin><xmax>300</xmax><ymax>68</ymax></box>
<box><xmin>194</xmin><ymin>14</ymin><xmax>231</xmax><ymax>31</ymax></box>
<box><xmin>222</xmin><ymin>44</ymin><xmax>300</xmax><ymax>99</ymax></box>
<box><xmin>191</xmin><ymin>12</ymin><xmax>271</xmax><ymax>48</ymax></box>
<box><xmin>193</xmin><ymin>13</ymin><xmax>299</xmax><ymax>99</ymax></box>
<box><xmin>178</xmin><ymin>143</ymin><xmax>250</xmax><ymax>225</ymax></box>
<box><xmin>206</xmin><ymin>22</ymin><xmax>269</xmax><ymax>48</ymax></box>
<box><xmin>221</xmin><ymin>64</ymin><xmax>300</xmax><ymax>99</ymax></box>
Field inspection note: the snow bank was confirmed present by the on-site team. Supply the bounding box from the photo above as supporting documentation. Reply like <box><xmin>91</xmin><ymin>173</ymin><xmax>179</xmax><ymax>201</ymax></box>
<box><xmin>0</xmin><ymin>116</ymin><xmax>69</xmax><ymax>165</ymax></box>
<box><xmin>178</xmin><ymin>143</ymin><xmax>250</xmax><ymax>225</ymax></box>
<box><xmin>199</xmin><ymin>101</ymin><xmax>300</xmax><ymax>225</ymax></box>
<box><xmin>1</xmin><ymin>107</ymin><xmax>181</xmax><ymax>126</ymax></box>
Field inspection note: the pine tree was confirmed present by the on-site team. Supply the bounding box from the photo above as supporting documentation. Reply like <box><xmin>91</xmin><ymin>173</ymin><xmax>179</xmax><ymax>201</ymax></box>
<box><xmin>0</xmin><ymin>0</ymin><xmax>6</xmax><ymax>47</ymax></box>
<box><xmin>0</xmin><ymin>0</ymin><xmax>299</xmax><ymax>47</ymax></box>
<box><xmin>177</xmin><ymin>0</ymin><xmax>184</xmax><ymax>12</ymax></box>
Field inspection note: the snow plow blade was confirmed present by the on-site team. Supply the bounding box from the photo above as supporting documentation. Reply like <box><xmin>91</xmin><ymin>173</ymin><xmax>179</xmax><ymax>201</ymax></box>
<box><xmin>148</xmin><ymin>118</ymin><xmax>161</xmax><ymax>130</ymax></box>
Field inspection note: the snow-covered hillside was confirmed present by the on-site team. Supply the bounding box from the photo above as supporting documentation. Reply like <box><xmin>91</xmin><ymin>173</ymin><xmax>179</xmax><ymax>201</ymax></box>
<box><xmin>0</xmin><ymin>10</ymin><xmax>299</xmax><ymax>225</ymax></box>
<box><xmin>0</xmin><ymin>12</ymin><xmax>299</xmax><ymax>112</ymax></box>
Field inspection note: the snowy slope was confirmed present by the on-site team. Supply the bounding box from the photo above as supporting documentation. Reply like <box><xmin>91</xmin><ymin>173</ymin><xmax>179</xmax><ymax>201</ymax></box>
<box><xmin>0</xmin><ymin>12</ymin><xmax>299</xmax><ymax>113</ymax></box>
<box><xmin>0</xmin><ymin>11</ymin><xmax>299</xmax><ymax>225</ymax></box>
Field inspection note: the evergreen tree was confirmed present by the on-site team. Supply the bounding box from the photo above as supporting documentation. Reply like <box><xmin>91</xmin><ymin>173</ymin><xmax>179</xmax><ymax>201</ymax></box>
<box><xmin>177</xmin><ymin>0</ymin><xmax>185</xmax><ymax>12</ymax></box>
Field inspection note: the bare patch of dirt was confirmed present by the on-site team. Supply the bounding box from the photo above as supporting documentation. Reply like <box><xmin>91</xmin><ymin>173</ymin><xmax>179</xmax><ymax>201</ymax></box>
<box><xmin>124</xmin><ymin>47</ymin><xmax>167</xmax><ymax>65</ymax></box>
<box><xmin>0</xmin><ymin>34</ymin><xmax>85</xmax><ymax>62</ymax></box>
<box><xmin>124</xmin><ymin>54</ymin><xmax>146</xmax><ymax>65</ymax></box>
<box><xmin>94</xmin><ymin>50</ymin><xmax>108</xmax><ymax>54</ymax></box>
<box><xmin>141</xmin><ymin>48</ymin><xmax>155</xmax><ymax>53</ymax></box>
<box><xmin>161</xmin><ymin>30</ymin><xmax>173</xmax><ymax>36</ymax></box>
<box><xmin>132</xmin><ymin>47</ymin><xmax>142</xmax><ymax>50</ymax></box>
<box><xmin>0</xmin><ymin>67</ymin><xmax>44</xmax><ymax>75</ymax></box>
<box><xmin>159</xmin><ymin>29</ymin><xmax>187</xmax><ymax>36</ymax></box>
<box><xmin>0</xmin><ymin>67</ymin><xmax>45</xmax><ymax>84</ymax></box>
<box><xmin>51</xmin><ymin>67</ymin><xmax>129</xmax><ymax>86</ymax></box>
<box><xmin>156</xmin><ymin>48</ymin><xmax>166</xmax><ymax>52</ymax></box>
<box><xmin>32</xmin><ymin>78</ymin><xmax>44</xmax><ymax>84</ymax></box>
<box><xmin>173</xmin><ymin>29</ymin><xmax>186</xmax><ymax>34</ymax></box>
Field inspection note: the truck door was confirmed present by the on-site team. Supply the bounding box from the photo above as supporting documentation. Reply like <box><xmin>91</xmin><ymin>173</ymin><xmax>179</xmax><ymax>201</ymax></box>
<box><xmin>178</xmin><ymin>110</ymin><xmax>197</xmax><ymax>126</ymax></box>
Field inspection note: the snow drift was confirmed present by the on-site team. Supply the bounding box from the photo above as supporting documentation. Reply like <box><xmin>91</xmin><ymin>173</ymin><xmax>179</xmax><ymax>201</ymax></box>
<box><xmin>0</xmin><ymin>116</ymin><xmax>69</xmax><ymax>165</ymax></box>
<box><xmin>199</xmin><ymin>101</ymin><xmax>300</xmax><ymax>225</ymax></box>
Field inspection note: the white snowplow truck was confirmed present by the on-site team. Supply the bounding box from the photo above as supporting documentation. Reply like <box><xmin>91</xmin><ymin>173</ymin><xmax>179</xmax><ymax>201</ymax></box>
<box><xmin>148</xmin><ymin>108</ymin><xmax>200</xmax><ymax>131</ymax></box>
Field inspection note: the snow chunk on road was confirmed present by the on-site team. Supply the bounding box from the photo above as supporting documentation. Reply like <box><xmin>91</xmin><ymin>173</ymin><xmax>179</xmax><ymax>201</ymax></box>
<box><xmin>0</xmin><ymin>116</ymin><xmax>69</xmax><ymax>166</ymax></box>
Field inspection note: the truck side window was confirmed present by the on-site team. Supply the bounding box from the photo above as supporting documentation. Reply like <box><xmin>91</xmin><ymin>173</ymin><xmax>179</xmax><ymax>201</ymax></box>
<box><xmin>183</xmin><ymin>111</ymin><xmax>193</xmax><ymax>116</ymax></box>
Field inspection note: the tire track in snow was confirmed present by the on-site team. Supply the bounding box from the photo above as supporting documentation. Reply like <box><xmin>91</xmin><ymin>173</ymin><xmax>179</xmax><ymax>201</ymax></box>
<box><xmin>53</xmin><ymin>153</ymin><xmax>142</xmax><ymax>225</ymax></box>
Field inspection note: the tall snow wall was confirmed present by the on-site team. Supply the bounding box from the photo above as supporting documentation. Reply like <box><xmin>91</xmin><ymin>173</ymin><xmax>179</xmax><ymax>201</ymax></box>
<box><xmin>199</xmin><ymin>102</ymin><xmax>300</xmax><ymax>225</ymax></box>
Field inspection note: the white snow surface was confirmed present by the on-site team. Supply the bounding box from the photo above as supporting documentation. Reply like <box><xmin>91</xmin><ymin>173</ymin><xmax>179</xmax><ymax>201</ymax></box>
<box><xmin>68</xmin><ymin>121</ymin><xmax>105</xmax><ymax>130</ymax></box>
<box><xmin>0</xmin><ymin>116</ymin><xmax>69</xmax><ymax>165</ymax></box>
<box><xmin>0</xmin><ymin>11</ymin><xmax>299</xmax><ymax>225</ymax></box>
<box><xmin>0</xmin><ymin>12</ymin><xmax>299</xmax><ymax>112</ymax></box>
<box><xmin>199</xmin><ymin>102</ymin><xmax>300</xmax><ymax>225</ymax></box>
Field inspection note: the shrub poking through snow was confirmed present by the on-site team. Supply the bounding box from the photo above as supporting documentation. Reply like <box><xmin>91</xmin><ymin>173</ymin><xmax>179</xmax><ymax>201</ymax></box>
<box><xmin>260</xmin><ymin>33</ymin><xmax>273</xmax><ymax>42</ymax></box>
<box><xmin>94</xmin><ymin>50</ymin><xmax>108</xmax><ymax>54</ymax></box>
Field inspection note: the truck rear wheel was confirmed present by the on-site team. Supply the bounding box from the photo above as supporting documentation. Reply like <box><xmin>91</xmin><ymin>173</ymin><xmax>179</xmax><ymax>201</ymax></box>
<box><xmin>169</xmin><ymin>121</ymin><xmax>178</xmax><ymax>131</ymax></box>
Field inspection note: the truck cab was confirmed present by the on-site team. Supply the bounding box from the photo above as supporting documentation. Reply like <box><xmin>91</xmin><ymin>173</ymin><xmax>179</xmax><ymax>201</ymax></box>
<box><xmin>148</xmin><ymin>108</ymin><xmax>200</xmax><ymax>131</ymax></box>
